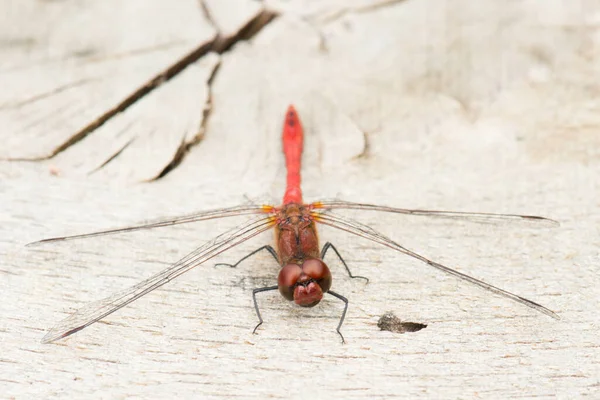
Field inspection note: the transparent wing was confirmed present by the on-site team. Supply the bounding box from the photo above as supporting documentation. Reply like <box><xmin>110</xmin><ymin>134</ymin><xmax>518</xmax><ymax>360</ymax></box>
<box><xmin>313</xmin><ymin>200</ymin><xmax>559</xmax><ymax>227</ymax></box>
<box><xmin>313</xmin><ymin>211</ymin><xmax>559</xmax><ymax>319</ymax></box>
<box><xmin>42</xmin><ymin>215</ymin><xmax>275</xmax><ymax>344</ymax></box>
<box><xmin>28</xmin><ymin>204</ymin><xmax>272</xmax><ymax>246</ymax></box>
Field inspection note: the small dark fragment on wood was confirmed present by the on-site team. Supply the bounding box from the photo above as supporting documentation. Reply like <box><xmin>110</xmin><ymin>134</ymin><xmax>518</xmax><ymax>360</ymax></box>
<box><xmin>377</xmin><ymin>312</ymin><xmax>427</xmax><ymax>334</ymax></box>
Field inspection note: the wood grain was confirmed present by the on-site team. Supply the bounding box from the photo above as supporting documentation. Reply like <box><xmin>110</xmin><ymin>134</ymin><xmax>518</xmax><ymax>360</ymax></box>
<box><xmin>1</xmin><ymin>0</ymin><xmax>599</xmax><ymax>398</ymax></box>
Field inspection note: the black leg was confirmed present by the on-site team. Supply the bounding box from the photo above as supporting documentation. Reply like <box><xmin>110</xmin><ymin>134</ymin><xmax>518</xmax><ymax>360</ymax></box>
<box><xmin>327</xmin><ymin>290</ymin><xmax>349</xmax><ymax>344</ymax></box>
<box><xmin>215</xmin><ymin>245</ymin><xmax>278</xmax><ymax>268</ymax></box>
<box><xmin>252</xmin><ymin>285</ymin><xmax>279</xmax><ymax>334</ymax></box>
<box><xmin>320</xmin><ymin>242</ymin><xmax>369</xmax><ymax>282</ymax></box>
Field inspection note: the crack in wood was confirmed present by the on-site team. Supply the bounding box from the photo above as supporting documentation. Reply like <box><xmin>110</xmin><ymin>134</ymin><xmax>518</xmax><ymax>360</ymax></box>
<box><xmin>200</xmin><ymin>0</ymin><xmax>219</xmax><ymax>34</ymax></box>
<box><xmin>354</xmin><ymin>130</ymin><xmax>371</xmax><ymax>159</ymax></box>
<box><xmin>0</xmin><ymin>78</ymin><xmax>95</xmax><ymax>110</ymax></box>
<box><xmin>153</xmin><ymin>59</ymin><xmax>221</xmax><ymax>180</ymax></box>
<box><xmin>146</xmin><ymin>8</ymin><xmax>277</xmax><ymax>180</ymax></box>
<box><xmin>79</xmin><ymin>40</ymin><xmax>188</xmax><ymax>64</ymax></box>
<box><xmin>28</xmin><ymin>39</ymin><xmax>217</xmax><ymax>162</ymax></box>
<box><xmin>318</xmin><ymin>0</ymin><xmax>408</xmax><ymax>24</ymax></box>
<box><xmin>304</xmin><ymin>1</ymin><xmax>407</xmax><ymax>53</ymax></box>
<box><xmin>148</xmin><ymin>7</ymin><xmax>278</xmax><ymax>180</ymax></box>
<box><xmin>88</xmin><ymin>136</ymin><xmax>137</xmax><ymax>175</ymax></box>
<box><xmin>16</xmin><ymin>8</ymin><xmax>278</xmax><ymax>165</ymax></box>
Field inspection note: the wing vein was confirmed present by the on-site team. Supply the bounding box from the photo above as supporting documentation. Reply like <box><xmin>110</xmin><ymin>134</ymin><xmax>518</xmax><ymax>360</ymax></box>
<box><xmin>314</xmin><ymin>211</ymin><xmax>559</xmax><ymax>320</ymax></box>
<box><xmin>29</xmin><ymin>204</ymin><xmax>271</xmax><ymax>246</ymax></box>
<box><xmin>42</xmin><ymin>216</ymin><xmax>275</xmax><ymax>343</ymax></box>
<box><xmin>313</xmin><ymin>200</ymin><xmax>559</xmax><ymax>227</ymax></box>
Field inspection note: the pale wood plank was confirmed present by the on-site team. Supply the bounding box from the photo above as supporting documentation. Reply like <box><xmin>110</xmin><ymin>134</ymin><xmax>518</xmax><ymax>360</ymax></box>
<box><xmin>1</xmin><ymin>0</ymin><xmax>599</xmax><ymax>398</ymax></box>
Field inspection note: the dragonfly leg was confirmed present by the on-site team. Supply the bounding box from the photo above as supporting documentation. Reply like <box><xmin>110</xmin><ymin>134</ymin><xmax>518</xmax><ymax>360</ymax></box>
<box><xmin>320</xmin><ymin>242</ymin><xmax>369</xmax><ymax>282</ymax></box>
<box><xmin>215</xmin><ymin>245</ymin><xmax>278</xmax><ymax>268</ymax></box>
<box><xmin>327</xmin><ymin>290</ymin><xmax>348</xmax><ymax>344</ymax></box>
<box><xmin>252</xmin><ymin>285</ymin><xmax>279</xmax><ymax>334</ymax></box>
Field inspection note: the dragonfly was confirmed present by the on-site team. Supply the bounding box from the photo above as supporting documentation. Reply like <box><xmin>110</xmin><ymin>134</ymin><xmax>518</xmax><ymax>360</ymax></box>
<box><xmin>32</xmin><ymin>105</ymin><xmax>559</xmax><ymax>344</ymax></box>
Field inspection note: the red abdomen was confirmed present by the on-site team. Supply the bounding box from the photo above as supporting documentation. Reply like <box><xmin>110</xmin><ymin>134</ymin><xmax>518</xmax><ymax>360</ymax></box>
<box><xmin>282</xmin><ymin>105</ymin><xmax>303</xmax><ymax>205</ymax></box>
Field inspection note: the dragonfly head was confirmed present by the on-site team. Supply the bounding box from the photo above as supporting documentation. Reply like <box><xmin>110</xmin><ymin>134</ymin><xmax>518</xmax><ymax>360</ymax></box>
<box><xmin>278</xmin><ymin>259</ymin><xmax>332</xmax><ymax>307</ymax></box>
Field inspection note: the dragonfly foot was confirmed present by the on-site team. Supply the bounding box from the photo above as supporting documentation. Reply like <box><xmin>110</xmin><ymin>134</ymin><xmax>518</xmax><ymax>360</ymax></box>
<box><xmin>252</xmin><ymin>322</ymin><xmax>263</xmax><ymax>335</ymax></box>
<box><xmin>352</xmin><ymin>275</ymin><xmax>369</xmax><ymax>283</ymax></box>
<box><xmin>214</xmin><ymin>262</ymin><xmax>236</xmax><ymax>268</ymax></box>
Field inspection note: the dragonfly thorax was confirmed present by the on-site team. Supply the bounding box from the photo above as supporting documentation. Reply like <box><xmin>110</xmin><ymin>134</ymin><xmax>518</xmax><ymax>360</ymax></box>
<box><xmin>275</xmin><ymin>203</ymin><xmax>321</xmax><ymax>265</ymax></box>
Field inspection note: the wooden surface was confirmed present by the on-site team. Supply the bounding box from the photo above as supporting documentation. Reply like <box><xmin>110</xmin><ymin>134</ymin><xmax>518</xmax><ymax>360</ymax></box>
<box><xmin>1</xmin><ymin>0</ymin><xmax>599</xmax><ymax>398</ymax></box>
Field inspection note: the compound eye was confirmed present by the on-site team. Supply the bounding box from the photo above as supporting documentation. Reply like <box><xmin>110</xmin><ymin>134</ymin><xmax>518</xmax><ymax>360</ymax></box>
<box><xmin>278</xmin><ymin>263</ymin><xmax>302</xmax><ymax>301</ymax></box>
<box><xmin>302</xmin><ymin>259</ymin><xmax>332</xmax><ymax>293</ymax></box>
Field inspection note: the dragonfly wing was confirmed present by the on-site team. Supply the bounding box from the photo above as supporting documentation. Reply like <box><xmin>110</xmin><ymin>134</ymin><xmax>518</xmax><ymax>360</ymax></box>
<box><xmin>41</xmin><ymin>215</ymin><xmax>275</xmax><ymax>344</ymax></box>
<box><xmin>313</xmin><ymin>200</ymin><xmax>559</xmax><ymax>227</ymax></box>
<box><xmin>313</xmin><ymin>211</ymin><xmax>559</xmax><ymax>319</ymax></box>
<box><xmin>28</xmin><ymin>204</ymin><xmax>272</xmax><ymax>246</ymax></box>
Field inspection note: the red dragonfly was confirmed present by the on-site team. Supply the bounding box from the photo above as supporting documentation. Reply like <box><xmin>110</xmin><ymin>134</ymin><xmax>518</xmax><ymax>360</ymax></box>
<box><xmin>32</xmin><ymin>105</ymin><xmax>559</xmax><ymax>344</ymax></box>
